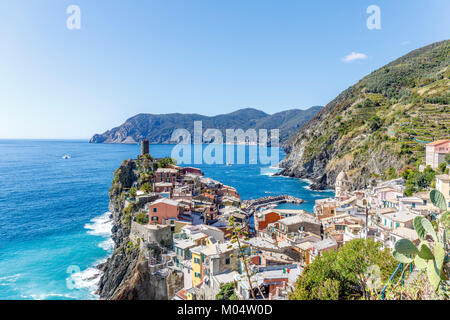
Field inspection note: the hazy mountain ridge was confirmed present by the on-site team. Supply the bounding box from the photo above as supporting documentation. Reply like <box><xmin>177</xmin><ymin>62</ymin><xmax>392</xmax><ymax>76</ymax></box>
<box><xmin>89</xmin><ymin>106</ymin><xmax>322</xmax><ymax>144</ymax></box>
<box><xmin>281</xmin><ymin>40</ymin><xmax>450</xmax><ymax>190</ymax></box>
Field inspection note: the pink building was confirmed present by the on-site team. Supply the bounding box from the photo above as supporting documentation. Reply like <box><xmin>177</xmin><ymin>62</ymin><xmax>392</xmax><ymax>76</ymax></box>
<box><xmin>148</xmin><ymin>198</ymin><xmax>181</xmax><ymax>224</ymax></box>
<box><xmin>155</xmin><ymin>168</ymin><xmax>178</xmax><ymax>183</ymax></box>
<box><xmin>377</xmin><ymin>187</ymin><xmax>403</xmax><ymax>209</ymax></box>
<box><xmin>426</xmin><ymin>140</ymin><xmax>450</xmax><ymax>169</ymax></box>
<box><xmin>182</xmin><ymin>167</ymin><xmax>204</xmax><ymax>176</ymax></box>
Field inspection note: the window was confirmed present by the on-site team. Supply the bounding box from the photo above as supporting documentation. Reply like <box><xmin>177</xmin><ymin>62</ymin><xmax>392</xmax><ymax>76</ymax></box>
<box><xmin>153</xmin><ymin>208</ymin><xmax>157</xmax><ymax>212</ymax></box>
<box><xmin>152</xmin><ymin>216</ymin><xmax>158</xmax><ymax>221</ymax></box>
<box><xmin>225</xmin><ymin>258</ymin><xmax>230</xmax><ymax>265</ymax></box>
<box><xmin>170</xmin><ymin>220</ymin><xmax>174</xmax><ymax>224</ymax></box>
<box><xmin>194</xmin><ymin>272</ymin><xmax>201</xmax><ymax>278</ymax></box>
<box><xmin>194</xmin><ymin>258</ymin><xmax>200</xmax><ymax>264</ymax></box>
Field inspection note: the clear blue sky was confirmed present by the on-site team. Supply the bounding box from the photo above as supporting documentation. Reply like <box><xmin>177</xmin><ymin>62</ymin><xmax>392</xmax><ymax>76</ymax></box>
<box><xmin>0</xmin><ymin>0</ymin><xmax>449</xmax><ymax>139</ymax></box>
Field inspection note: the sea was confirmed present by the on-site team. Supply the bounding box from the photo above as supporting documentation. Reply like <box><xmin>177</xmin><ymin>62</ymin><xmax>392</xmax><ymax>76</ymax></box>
<box><xmin>0</xmin><ymin>140</ymin><xmax>333</xmax><ymax>300</ymax></box>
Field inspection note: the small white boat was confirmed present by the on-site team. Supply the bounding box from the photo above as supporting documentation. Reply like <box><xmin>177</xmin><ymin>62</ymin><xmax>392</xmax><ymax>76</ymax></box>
<box><xmin>62</xmin><ymin>154</ymin><xmax>71</xmax><ymax>159</ymax></box>
<box><xmin>226</xmin><ymin>162</ymin><xmax>232</xmax><ymax>166</ymax></box>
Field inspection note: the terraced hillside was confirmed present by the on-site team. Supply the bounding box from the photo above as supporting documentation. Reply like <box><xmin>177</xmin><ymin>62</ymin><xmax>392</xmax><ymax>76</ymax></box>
<box><xmin>280</xmin><ymin>40</ymin><xmax>450</xmax><ymax>190</ymax></box>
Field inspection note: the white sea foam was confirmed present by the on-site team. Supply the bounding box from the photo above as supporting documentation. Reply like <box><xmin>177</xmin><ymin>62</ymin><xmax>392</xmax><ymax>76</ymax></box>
<box><xmin>0</xmin><ymin>273</ymin><xmax>22</xmax><ymax>286</ymax></box>
<box><xmin>84</xmin><ymin>212</ymin><xmax>113</xmax><ymax>236</ymax></box>
<box><xmin>78</xmin><ymin>211</ymin><xmax>115</xmax><ymax>299</ymax></box>
<box><xmin>26</xmin><ymin>293</ymin><xmax>77</xmax><ymax>300</ymax></box>
<box><xmin>98</xmin><ymin>238</ymin><xmax>114</xmax><ymax>252</ymax></box>
<box><xmin>259</xmin><ymin>166</ymin><xmax>282</xmax><ymax>176</ymax></box>
<box><xmin>69</xmin><ymin>266</ymin><xmax>103</xmax><ymax>298</ymax></box>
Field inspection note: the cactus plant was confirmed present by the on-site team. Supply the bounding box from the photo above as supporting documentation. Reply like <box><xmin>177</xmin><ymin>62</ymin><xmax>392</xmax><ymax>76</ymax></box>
<box><xmin>392</xmin><ymin>189</ymin><xmax>449</xmax><ymax>291</ymax></box>
<box><xmin>430</xmin><ymin>190</ymin><xmax>447</xmax><ymax>212</ymax></box>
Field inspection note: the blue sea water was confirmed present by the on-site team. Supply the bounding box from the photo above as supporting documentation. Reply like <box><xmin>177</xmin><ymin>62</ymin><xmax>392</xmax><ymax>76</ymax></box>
<box><xmin>0</xmin><ymin>140</ymin><xmax>333</xmax><ymax>300</ymax></box>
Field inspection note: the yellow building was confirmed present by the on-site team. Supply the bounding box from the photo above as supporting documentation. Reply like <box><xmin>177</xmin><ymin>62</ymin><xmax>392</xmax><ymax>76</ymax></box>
<box><xmin>436</xmin><ymin>174</ymin><xmax>450</xmax><ymax>208</ymax></box>
<box><xmin>190</xmin><ymin>246</ymin><xmax>207</xmax><ymax>287</ymax></box>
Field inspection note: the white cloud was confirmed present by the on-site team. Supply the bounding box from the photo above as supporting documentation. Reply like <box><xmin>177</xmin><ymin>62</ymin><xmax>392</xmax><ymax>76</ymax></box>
<box><xmin>342</xmin><ymin>52</ymin><xmax>368</xmax><ymax>63</ymax></box>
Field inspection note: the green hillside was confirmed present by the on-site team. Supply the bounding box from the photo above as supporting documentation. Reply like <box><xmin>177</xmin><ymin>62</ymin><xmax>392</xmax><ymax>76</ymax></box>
<box><xmin>281</xmin><ymin>40</ymin><xmax>450</xmax><ymax>190</ymax></box>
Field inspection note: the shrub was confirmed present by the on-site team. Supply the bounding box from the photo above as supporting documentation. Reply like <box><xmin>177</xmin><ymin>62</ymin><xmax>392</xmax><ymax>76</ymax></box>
<box><xmin>136</xmin><ymin>212</ymin><xmax>148</xmax><ymax>224</ymax></box>
<box><xmin>216</xmin><ymin>283</ymin><xmax>238</xmax><ymax>300</ymax></box>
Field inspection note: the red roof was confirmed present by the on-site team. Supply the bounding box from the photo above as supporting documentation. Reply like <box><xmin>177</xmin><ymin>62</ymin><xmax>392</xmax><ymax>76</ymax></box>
<box><xmin>175</xmin><ymin>289</ymin><xmax>188</xmax><ymax>300</ymax></box>
<box><xmin>428</xmin><ymin>139</ymin><xmax>450</xmax><ymax>146</ymax></box>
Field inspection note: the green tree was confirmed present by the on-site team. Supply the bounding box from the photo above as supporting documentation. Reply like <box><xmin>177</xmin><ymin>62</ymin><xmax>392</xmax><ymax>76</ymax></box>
<box><xmin>290</xmin><ymin>239</ymin><xmax>397</xmax><ymax>300</ymax></box>
<box><xmin>404</xmin><ymin>167</ymin><xmax>436</xmax><ymax>196</ymax></box>
<box><xmin>136</xmin><ymin>211</ymin><xmax>148</xmax><ymax>224</ymax></box>
<box><xmin>140</xmin><ymin>182</ymin><xmax>152</xmax><ymax>193</ymax></box>
<box><xmin>438</xmin><ymin>162</ymin><xmax>447</xmax><ymax>174</ymax></box>
<box><xmin>156</xmin><ymin>157</ymin><xmax>176</xmax><ymax>169</ymax></box>
<box><xmin>129</xmin><ymin>187</ymin><xmax>137</xmax><ymax>198</ymax></box>
<box><xmin>216</xmin><ymin>283</ymin><xmax>238</xmax><ymax>300</ymax></box>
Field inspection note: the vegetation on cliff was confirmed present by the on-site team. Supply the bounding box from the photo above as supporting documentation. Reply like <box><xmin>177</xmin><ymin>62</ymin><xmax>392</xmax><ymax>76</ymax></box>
<box><xmin>89</xmin><ymin>107</ymin><xmax>322</xmax><ymax>145</ymax></box>
<box><xmin>281</xmin><ymin>40</ymin><xmax>450</xmax><ymax>190</ymax></box>
<box><xmin>99</xmin><ymin>155</ymin><xmax>178</xmax><ymax>299</ymax></box>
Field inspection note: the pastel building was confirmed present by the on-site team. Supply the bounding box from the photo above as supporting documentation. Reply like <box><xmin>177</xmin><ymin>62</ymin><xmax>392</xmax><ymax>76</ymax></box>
<box><xmin>436</xmin><ymin>174</ymin><xmax>450</xmax><ymax>208</ymax></box>
<box><xmin>268</xmin><ymin>214</ymin><xmax>321</xmax><ymax>242</ymax></box>
<box><xmin>381</xmin><ymin>211</ymin><xmax>417</xmax><ymax>230</ymax></box>
<box><xmin>148</xmin><ymin>198</ymin><xmax>182</xmax><ymax>225</ymax></box>
<box><xmin>335</xmin><ymin>171</ymin><xmax>350</xmax><ymax>200</ymax></box>
<box><xmin>426</xmin><ymin>140</ymin><xmax>450</xmax><ymax>169</ymax></box>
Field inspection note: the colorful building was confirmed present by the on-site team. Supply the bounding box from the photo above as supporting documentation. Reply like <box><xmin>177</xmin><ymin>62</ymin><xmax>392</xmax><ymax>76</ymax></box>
<box><xmin>426</xmin><ymin>140</ymin><xmax>450</xmax><ymax>169</ymax></box>
<box><xmin>148</xmin><ymin>198</ymin><xmax>181</xmax><ymax>225</ymax></box>
<box><xmin>155</xmin><ymin>168</ymin><xmax>178</xmax><ymax>183</ymax></box>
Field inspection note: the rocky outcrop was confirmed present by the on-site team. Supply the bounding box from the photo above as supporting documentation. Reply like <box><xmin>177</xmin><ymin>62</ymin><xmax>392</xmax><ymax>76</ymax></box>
<box><xmin>281</xmin><ymin>40</ymin><xmax>450</xmax><ymax>190</ymax></box>
<box><xmin>97</xmin><ymin>157</ymin><xmax>183</xmax><ymax>300</ymax></box>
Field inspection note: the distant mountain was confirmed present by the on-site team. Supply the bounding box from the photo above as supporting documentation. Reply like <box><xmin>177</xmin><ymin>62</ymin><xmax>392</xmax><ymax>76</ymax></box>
<box><xmin>281</xmin><ymin>40</ymin><xmax>450</xmax><ymax>190</ymax></box>
<box><xmin>89</xmin><ymin>106</ymin><xmax>322</xmax><ymax>144</ymax></box>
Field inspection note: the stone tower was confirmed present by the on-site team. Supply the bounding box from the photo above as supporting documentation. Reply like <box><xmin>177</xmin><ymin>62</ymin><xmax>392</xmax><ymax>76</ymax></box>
<box><xmin>335</xmin><ymin>170</ymin><xmax>350</xmax><ymax>199</ymax></box>
<box><xmin>141</xmin><ymin>139</ymin><xmax>149</xmax><ymax>156</ymax></box>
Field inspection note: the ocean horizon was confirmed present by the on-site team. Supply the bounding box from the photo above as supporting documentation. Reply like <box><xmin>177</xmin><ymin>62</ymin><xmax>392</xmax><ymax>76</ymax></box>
<box><xmin>0</xmin><ymin>140</ymin><xmax>333</xmax><ymax>300</ymax></box>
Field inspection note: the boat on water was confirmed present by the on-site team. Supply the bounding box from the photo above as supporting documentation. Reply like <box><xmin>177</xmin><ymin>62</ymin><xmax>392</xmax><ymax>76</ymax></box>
<box><xmin>226</xmin><ymin>162</ymin><xmax>232</xmax><ymax>166</ymax></box>
<box><xmin>62</xmin><ymin>154</ymin><xmax>71</xmax><ymax>159</ymax></box>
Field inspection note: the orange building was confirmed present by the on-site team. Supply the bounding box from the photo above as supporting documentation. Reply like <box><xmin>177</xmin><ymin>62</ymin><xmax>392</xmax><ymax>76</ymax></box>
<box><xmin>148</xmin><ymin>198</ymin><xmax>181</xmax><ymax>224</ymax></box>
<box><xmin>254</xmin><ymin>210</ymin><xmax>282</xmax><ymax>234</ymax></box>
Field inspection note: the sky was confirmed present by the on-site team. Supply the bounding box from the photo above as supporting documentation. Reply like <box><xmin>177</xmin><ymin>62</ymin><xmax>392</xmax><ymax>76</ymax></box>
<box><xmin>0</xmin><ymin>0</ymin><xmax>449</xmax><ymax>139</ymax></box>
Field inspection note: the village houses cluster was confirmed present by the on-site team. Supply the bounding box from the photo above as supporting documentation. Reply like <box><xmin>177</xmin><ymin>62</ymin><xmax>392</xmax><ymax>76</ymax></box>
<box><xmin>127</xmin><ymin>139</ymin><xmax>450</xmax><ymax>300</ymax></box>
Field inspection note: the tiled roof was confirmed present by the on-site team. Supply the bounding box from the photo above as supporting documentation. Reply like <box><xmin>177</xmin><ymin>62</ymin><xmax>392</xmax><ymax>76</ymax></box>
<box><xmin>279</xmin><ymin>214</ymin><xmax>319</xmax><ymax>226</ymax></box>
<box><xmin>151</xmin><ymin>197</ymin><xmax>179</xmax><ymax>206</ymax></box>
<box><xmin>428</xmin><ymin>139</ymin><xmax>450</xmax><ymax>146</ymax></box>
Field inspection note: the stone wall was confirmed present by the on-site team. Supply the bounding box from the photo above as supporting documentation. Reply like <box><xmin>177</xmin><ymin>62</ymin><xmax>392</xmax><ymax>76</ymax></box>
<box><xmin>130</xmin><ymin>221</ymin><xmax>173</xmax><ymax>248</ymax></box>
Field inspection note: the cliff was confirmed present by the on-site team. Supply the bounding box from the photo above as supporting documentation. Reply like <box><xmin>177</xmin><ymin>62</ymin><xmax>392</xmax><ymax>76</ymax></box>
<box><xmin>97</xmin><ymin>157</ymin><xmax>182</xmax><ymax>300</ymax></box>
<box><xmin>281</xmin><ymin>40</ymin><xmax>450</xmax><ymax>190</ymax></box>
<box><xmin>89</xmin><ymin>107</ymin><xmax>322</xmax><ymax>145</ymax></box>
